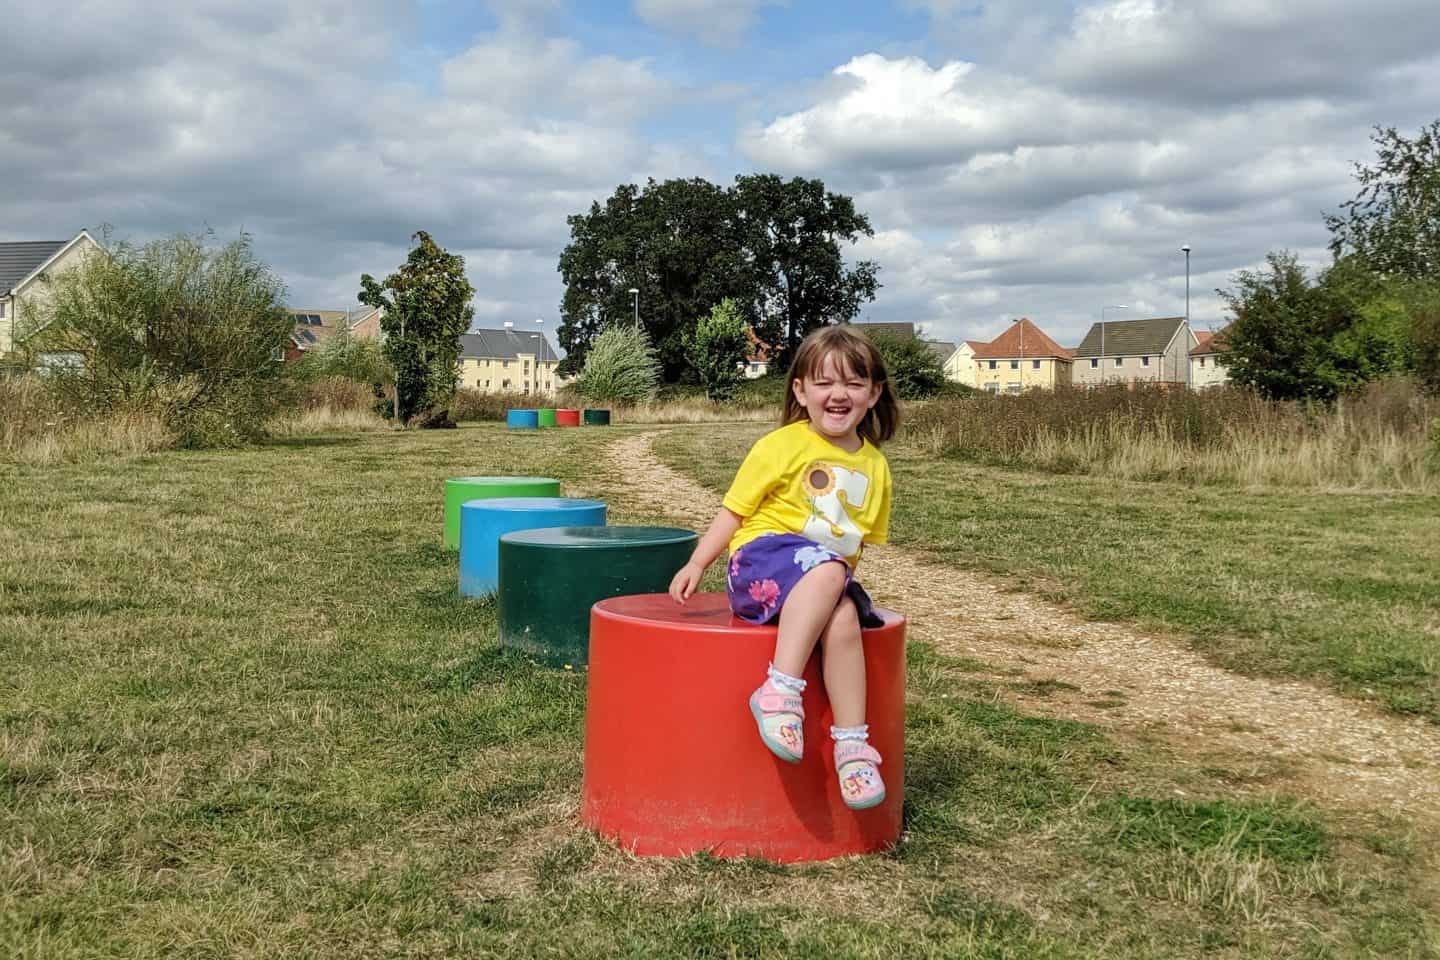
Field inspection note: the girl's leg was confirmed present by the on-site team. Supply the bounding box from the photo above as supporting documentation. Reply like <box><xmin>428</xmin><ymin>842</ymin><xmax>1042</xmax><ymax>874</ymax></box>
<box><xmin>819</xmin><ymin>596</ymin><xmax>865</xmax><ymax>728</ymax></box>
<box><xmin>750</xmin><ymin>561</ymin><xmax>847</xmax><ymax>763</ymax></box>
<box><xmin>771</xmin><ymin>561</ymin><xmax>848</xmax><ymax>676</ymax></box>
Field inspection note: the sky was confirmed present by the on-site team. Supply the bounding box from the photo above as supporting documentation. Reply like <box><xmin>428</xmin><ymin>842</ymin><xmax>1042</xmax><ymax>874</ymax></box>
<box><xmin>4</xmin><ymin>0</ymin><xmax>1439</xmax><ymax>351</ymax></box>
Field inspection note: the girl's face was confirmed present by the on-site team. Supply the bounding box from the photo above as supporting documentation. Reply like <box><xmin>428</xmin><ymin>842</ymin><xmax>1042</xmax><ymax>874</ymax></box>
<box><xmin>792</xmin><ymin>351</ymin><xmax>882</xmax><ymax>446</ymax></box>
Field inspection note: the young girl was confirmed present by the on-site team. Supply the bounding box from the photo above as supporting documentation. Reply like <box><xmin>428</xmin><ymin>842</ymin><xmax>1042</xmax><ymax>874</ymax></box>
<box><xmin>669</xmin><ymin>325</ymin><xmax>899</xmax><ymax>811</ymax></box>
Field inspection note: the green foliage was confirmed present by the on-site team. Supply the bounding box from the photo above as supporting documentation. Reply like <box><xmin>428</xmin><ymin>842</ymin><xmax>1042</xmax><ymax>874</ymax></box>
<box><xmin>685</xmin><ymin>298</ymin><xmax>749</xmax><ymax>402</ymax></box>
<box><xmin>358</xmin><ymin>231</ymin><xmax>474</xmax><ymax>425</ymax></box>
<box><xmin>23</xmin><ymin>230</ymin><xmax>293</xmax><ymax>447</ymax></box>
<box><xmin>292</xmin><ymin>325</ymin><xmax>392</xmax><ymax>386</ymax></box>
<box><xmin>867</xmin><ymin>331</ymin><xmax>946</xmax><ymax>399</ymax></box>
<box><xmin>557</xmin><ymin>174</ymin><xmax>878</xmax><ymax>379</ymax></box>
<box><xmin>1217</xmin><ymin>252</ymin><xmax>1339</xmax><ymax>401</ymax></box>
<box><xmin>1325</xmin><ymin>120</ymin><xmax>1440</xmax><ymax>280</ymax></box>
<box><xmin>577</xmin><ymin>324</ymin><xmax>660</xmax><ymax>404</ymax></box>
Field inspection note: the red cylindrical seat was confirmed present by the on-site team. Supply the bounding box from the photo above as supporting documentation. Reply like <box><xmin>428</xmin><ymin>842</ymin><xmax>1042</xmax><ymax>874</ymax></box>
<box><xmin>555</xmin><ymin>408</ymin><xmax>581</xmax><ymax>427</ymax></box>
<box><xmin>582</xmin><ymin>592</ymin><xmax>905</xmax><ymax>862</ymax></box>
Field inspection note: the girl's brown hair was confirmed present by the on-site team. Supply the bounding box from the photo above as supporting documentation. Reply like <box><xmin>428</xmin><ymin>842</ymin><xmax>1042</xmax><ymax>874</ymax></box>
<box><xmin>781</xmin><ymin>325</ymin><xmax>901</xmax><ymax>446</ymax></box>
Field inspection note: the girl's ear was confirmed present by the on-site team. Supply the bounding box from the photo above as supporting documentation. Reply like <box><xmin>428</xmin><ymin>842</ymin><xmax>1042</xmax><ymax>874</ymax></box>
<box><xmin>865</xmin><ymin>381</ymin><xmax>883</xmax><ymax>409</ymax></box>
<box><xmin>792</xmin><ymin>377</ymin><xmax>806</xmax><ymax>404</ymax></box>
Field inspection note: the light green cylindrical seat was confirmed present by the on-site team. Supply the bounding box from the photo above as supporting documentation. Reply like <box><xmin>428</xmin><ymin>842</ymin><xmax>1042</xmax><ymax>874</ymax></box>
<box><xmin>442</xmin><ymin>476</ymin><xmax>560</xmax><ymax>551</ymax></box>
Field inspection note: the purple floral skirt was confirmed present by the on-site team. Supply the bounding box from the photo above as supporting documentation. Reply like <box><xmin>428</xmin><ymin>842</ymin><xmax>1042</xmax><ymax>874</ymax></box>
<box><xmin>726</xmin><ymin>533</ymin><xmax>883</xmax><ymax>628</ymax></box>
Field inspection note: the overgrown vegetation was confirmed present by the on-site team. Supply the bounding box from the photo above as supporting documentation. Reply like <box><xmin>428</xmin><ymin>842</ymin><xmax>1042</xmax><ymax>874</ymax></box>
<box><xmin>20</xmin><ymin>231</ymin><xmax>294</xmax><ymax>448</ymax></box>
<box><xmin>906</xmin><ymin>379</ymin><xmax>1440</xmax><ymax>490</ymax></box>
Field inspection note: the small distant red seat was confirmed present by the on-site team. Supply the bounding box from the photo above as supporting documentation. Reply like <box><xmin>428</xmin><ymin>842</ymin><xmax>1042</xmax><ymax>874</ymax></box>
<box><xmin>582</xmin><ymin>592</ymin><xmax>906</xmax><ymax>863</ymax></box>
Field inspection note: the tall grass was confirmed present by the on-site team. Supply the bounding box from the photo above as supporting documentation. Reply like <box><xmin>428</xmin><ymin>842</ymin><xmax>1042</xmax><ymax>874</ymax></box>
<box><xmin>907</xmin><ymin>380</ymin><xmax>1440</xmax><ymax>490</ymax></box>
<box><xmin>0</xmin><ymin>376</ymin><xmax>174</xmax><ymax>465</ymax></box>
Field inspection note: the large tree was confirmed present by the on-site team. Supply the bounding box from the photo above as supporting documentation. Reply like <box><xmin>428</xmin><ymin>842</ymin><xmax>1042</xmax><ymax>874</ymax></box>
<box><xmin>731</xmin><ymin>174</ymin><xmax>880</xmax><ymax>367</ymax></box>
<box><xmin>556</xmin><ymin>175</ymin><xmax>879</xmax><ymax>379</ymax></box>
<box><xmin>557</xmin><ymin>178</ymin><xmax>746</xmax><ymax>379</ymax></box>
<box><xmin>359</xmin><ymin>231</ymin><xmax>474</xmax><ymax>425</ymax></box>
<box><xmin>1325</xmin><ymin>120</ymin><xmax>1440</xmax><ymax>280</ymax></box>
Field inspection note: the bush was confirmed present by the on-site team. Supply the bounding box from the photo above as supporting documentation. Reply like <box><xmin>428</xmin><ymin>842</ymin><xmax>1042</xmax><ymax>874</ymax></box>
<box><xmin>867</xmin><ymin>332</ymin><xmax>946</xmax><ymax>399</ymax></box>
<box><xmin>685</xmin><ymin>298</ymin><xmax>749</xmax><ymax>402</ymax></box>
<box><xmin>292</xmin><ymin>328</ymin><xmax>392</xmax><ymax>386</ymax></box>
<box><xmin>577</xmin><ymin>325</ymin><xmax>660</xmax><ymax>404</ymax></box>
<box><xmin>451</xmin><ymin>388</ymin><xmax>557</xmax><ymax>422</ymax></box>
<box><xmin>22</xmin><ymin>230</ymin><xmax>293</xmax><ymax>448</ymax></box>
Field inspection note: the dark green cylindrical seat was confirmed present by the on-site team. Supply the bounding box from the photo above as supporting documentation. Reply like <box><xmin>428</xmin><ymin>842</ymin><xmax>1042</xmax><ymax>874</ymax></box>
<box><xmin>582</xmin><ymin>408</ymin><xmax>611</xmax><ymax>426</ymax></box>
<box><xmin>498</xmin><ymin>526</ymin><xmax>698</xmax><ymax>667</ymax></box>
<box><xmin>443</xmin><ymin>476</ymin><xmax>560</xmax><ymax>551</ymax></box>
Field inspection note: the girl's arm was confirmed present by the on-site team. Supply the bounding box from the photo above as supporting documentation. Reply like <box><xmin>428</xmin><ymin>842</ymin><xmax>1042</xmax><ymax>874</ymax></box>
<box><xmin>668</xmin><ymin>507</ymin><xmax>743</xmax><ymax>604</ymax></box>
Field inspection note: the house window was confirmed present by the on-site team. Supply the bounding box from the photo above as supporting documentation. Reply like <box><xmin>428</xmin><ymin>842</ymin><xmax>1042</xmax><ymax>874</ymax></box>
<box><xmin>1199</xmin><ymin>357</ymin><xmax>1206</xmax><ymax>367</ymax></box>
<box><xmin>1006</xmin><ymin>382</ymin><xmax>1022</xmax><ymax>395</ymax></box>
<box><xmin>1141</xmin><ymin>356</ymin><xmax>1150</xmax><ymax>366</ymax></box>
<box><xmin>1009</xmin><ymin>360</ymin><xmax>1019</xmax><ymax>370</ymax></box>
<box><xmin>503</xmin><ymin>360</ymin><xmax>509</xmax><ymax>368</ymax></box>
<box><xmin>988</xmin><ymin>360</ymin><xmax>997</xmax><ymax>370</ymax></box>
<box><xmin>1114</xmin><ymin>357</ymin><xmax>1123</xmax><ymax>367</ymax></box>
<box><xmin>984</xmin><ymin>382</ymin><xmax>999</xmax><ymax>394</ymax></box>
<box><xmin>486</xmin><ymin>380</ymin><xmax>491</xmax><ymax>387</ymax></box>
<box><xmin>1031</xmin><ymin>359</ymin><xmax>1040</xmax><ymax>370</ymax></box>
<box><xmin>503</xmin><ymin>379</ymin><xmax>511</xmax><ymax>389</ymax></box>
<box><xmin>0</xmin><ymin>301</ymin><xmax>6</xmax><ymax>318</ymax></box>
<box><xmin>1089</xmin><ymin>358</ymin><xmax>1098</xmax><ymax>368</ymax></box>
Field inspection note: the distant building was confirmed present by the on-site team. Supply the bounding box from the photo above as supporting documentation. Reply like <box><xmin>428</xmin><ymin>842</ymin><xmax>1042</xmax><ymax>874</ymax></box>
<box><xmin>458</xmin><ymin>324</ymin><xmax>562</xmax><ymax>394</ymax></box>
<box><xmin>1072</xmin><ymin>316</ymin><xmax>1196</xmax><ymax>387</ymax></box>
<box><xmin>741</xmin><ymin>327</ymin><xmax>773</xmax><ymax>379</ymax></box>
<box><xmin>282</xmin><ymin>307</ymin><xmax>383</xmax><ymax>363</ymax></box>
<box><xmin>942</xmin><ymin>340</ymin><xmax>985</xmax><ymax>386</ymax></box>
<box><xmin>0</xmin><ymin>230</ymin><xmax>104</xmax><ymax>356</ymax></box>
<box><xmin>849</xmin><ymin>321</ymin><xmax>917</xmax><ymax>340</ymax></box>
<box><xmin>1189</xmin><ymin>327</ymin><xmax>1232</xmax><ymax>389</ymax></box>
<box><xmin>972</xmin><ymin>319</ymin><xmax>1074</xmax><ymax>393</ymax></box>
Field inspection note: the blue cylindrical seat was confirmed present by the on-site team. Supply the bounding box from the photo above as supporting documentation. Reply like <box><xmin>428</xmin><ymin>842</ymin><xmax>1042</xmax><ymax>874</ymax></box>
<box><xmin>459</xmin><ymin>497</ymin><xmax>607</xmax><ymax>597</ymax></box>
<box><xmin>506</xmin><ymin>409</ymin><xmax>539</xmax><ymax>429</ymax></box>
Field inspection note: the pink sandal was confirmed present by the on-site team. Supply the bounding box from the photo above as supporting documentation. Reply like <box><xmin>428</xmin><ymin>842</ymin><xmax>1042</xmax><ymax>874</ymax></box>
<box><xmin>749</xmin><ymin>680</ymin><xmax>804</xmax><ymax>763</ymax></box>
<box><xmin>834</xmin><ymin>741</ymin><xmax>886</xmax><ymax>810</ymax></box>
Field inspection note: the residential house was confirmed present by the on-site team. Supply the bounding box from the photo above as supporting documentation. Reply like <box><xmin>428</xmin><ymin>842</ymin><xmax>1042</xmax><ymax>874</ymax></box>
<box><xmin>1072</xmin><ymin>316</ymin><xmax>1196</xmax><ymax>387</ymax></box>
<box><xmin>925</xmin><ymin>339</ymin><xmax>957</xmax><ymax>368</ymax></box>
<box><xmin>740</xmin><ymin>327</ymin><xmax>773</xmax><ymax>379</ymax></box>
<box><xmin>0</xmin><ymin>230</ymin><xmax>103</xmax><ymax>356</ymax></box>
<box><xmin>282</xmin><ymin>307</ymin><xmax>383</xmax><ymax>363</ymax></box>
<box><xmin>849</xmin><ymin>321</ymin><xmax>916</xmax><ymax>340</ymax></box>
<box><xmin>972</xmin><ymin>318</ymin><xmax>1074</xmax><ymax>394</ymax></box>
<box><xmin>458</xmin><ymin>323</ymin><xmax>562</xmax><ymax>394</ymax></box>
<box><xmin>942</xmin><ymin>340</ymin><xmax>986</xmax><ymax>386</ymax></box>
<box><xmin>1189</xmin><ymin>327</ymin><xmax>1232</xmax><ymax>389</ymax></box>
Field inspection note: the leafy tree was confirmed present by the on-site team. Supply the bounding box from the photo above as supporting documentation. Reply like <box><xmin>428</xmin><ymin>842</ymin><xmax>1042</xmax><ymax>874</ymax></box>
<box><xmin>577</xmin><ymin>324</ymin><xmax>660</xmax><ymax>404</ymax></box>
<box><xmin>557</xmin><ymin>178</ymin><xmax>746</xmax><ymax>380</ymax></box>
<box><xmin>866</xmin><ymin>331</ymin><xmax>946</xmax><ymax>400</ymax></box>
<box><xmin>1217</xmin><ymin>252</ymin><xmax>1341</xmax><ymax>401</ymax></box>
<box><xmin>359</xmin><ymin>231</ymin><xmax>474</xmax><ymax>425</ymax></box>
<box><xmin>294</xmin><ymin>323</ymin><xmax>392</xmax><ymax>386</ymax></box>
<box><xmin>1325</xmin><ymin>120</ymin><xmax>1440</xmax><ymax>280</ymax></box>
<box><xmin>556</xmin><ymin>175</ymin><xmax>879</xmax><ymax>379</ymax></box>
<box><xmin>24</xmin><ymin>231</ymin><xmax>293</xmax><ymax>447</ymax></box>
<box><xmin>685</xmin><ymin>298</ymin><xmax>749</xmax><ymax>402</ymax></box>
<box><xmin>732</xmin><ymin>174</ymin><xmax>880</xmax><ymax>367</ymax></box>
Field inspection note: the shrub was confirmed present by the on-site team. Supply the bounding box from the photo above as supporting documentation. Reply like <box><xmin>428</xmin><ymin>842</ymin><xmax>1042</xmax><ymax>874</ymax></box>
<box><xmin>577</xmin><ymin>324</ymin><xmax>660</xmax><ymax>404</ymax></box>
<box><xmin>21</xmin><ymin>230</ymin><xmax>293</xmax><ymax>447</ymax></box>
<box><xmin>867</xmin><ymin>331</ymin><xmax>946</xmax><ymax>399</ymax></box>
<box><xmin>451</xmin><ymin>388</ymin><xmax>557</xmax><ymax>422</ymax></box>
<box><xmin>685</xmin><ymin>298</ymin><xmax>749</xmax><ymax>402</ymax></box>
<box><xmin>292</xmin><ymin>327</ymin><xmax>392</xmax><ymax>386</ymax></box>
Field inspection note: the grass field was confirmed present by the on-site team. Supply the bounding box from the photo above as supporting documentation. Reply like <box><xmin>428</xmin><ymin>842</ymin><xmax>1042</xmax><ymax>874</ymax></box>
<box><xmin>654</xmin><ymin>425</ymin><xmax>1440</xmax><ymax>723</ymax></box>
<box><xmin>2</xmin><ymin>423</ymin><xmax>1437</xmax><ymax>957</ymax></box>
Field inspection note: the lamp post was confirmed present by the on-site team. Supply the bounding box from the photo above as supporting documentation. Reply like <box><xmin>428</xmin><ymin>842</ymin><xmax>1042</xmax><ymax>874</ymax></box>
<box><xmin>628</xmin><ymin>287</ymin><xmax>639</xmax><ymax>327</ymax></box>
<box><xmin>1100</xmin><ymin>304</ymin><xmax>1129</xmax><ymax>383</ymax></box>
<box><xmin>1180</xmin><ymin>245</ymin><xmax>1192</xmax><ymax>384</ymax></box>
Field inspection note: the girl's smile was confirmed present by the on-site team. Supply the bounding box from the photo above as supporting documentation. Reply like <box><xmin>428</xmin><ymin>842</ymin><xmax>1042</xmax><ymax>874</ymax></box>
<box><xmin>792</xmin><ymin>353</ymin><xmax>882</xmax><ymax>449</ymax></box>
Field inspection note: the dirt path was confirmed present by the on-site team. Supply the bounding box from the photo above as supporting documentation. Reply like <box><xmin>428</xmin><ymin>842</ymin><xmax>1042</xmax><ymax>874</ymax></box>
<box><xmin>603</xmin><ymin>432</ymin><xmax>1440</xmax><ymax>833</ymax></box>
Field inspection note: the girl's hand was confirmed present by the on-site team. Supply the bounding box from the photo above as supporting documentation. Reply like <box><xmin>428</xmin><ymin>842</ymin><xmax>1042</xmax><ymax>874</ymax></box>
<box><xmin>669</xmin><ymin>561</ymin><xmax>705</xmax><ymax>604</ymax></box>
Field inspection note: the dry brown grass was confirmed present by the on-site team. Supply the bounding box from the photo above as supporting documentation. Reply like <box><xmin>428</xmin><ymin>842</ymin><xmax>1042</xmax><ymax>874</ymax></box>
<box><xmin>1</xmin><ymin>378</ymin><xmax>175</xmax><ymax>464</ymax></box>
<box><xmin>265</xmin><ymin>406</ymin><xmax>390</xmax><ymax>437</ymax></box>
<box><xmin>611</xmin><ymin>398</ymin><xmax>774</xmax><ymax>423</ymax></box>
<box><xmin>908</xmin><ymin>379</ymin><xmax>1440</xmax><ymax>491</ymax></box>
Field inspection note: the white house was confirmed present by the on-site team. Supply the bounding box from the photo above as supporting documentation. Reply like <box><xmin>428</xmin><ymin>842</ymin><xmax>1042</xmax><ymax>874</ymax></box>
<box><xmin>942</xmin><ymin>340</ymin><xmax>985</xmax><ymax>386</ymax></box>
<box><xmin>0</xmin><ymin>230</ymin><xmax>104</xmax><ymax>356</ymax></box>
<box><xmin>1072</xmin><ymin>316</ymin><xmax>1196</xmax><ymax>387</ymax></box>
<box><xmin>1189</xmin><ymin>328</ymin><xmax>1232</xmax><ymax>389</ymax></box>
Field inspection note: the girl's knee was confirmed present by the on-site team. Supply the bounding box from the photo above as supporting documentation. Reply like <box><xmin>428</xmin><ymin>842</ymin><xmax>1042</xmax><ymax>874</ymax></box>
<box><xmin>822</xmin><ymin>596</ymin><xmax>861</xmax><ymax>643</ymax></box>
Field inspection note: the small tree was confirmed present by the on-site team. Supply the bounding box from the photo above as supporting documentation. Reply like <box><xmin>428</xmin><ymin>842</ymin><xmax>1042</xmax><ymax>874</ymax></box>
<box><xmin>685</xmin><ymin>298</ymin><xmax>749</xmax><ymax>402</ymax></box>
<box><xmin>294</xmin><ymin>323</ymin><xmax>392</xmax><ymax>386</ymax></box>
<box><xmin>867</xmin><ymin>331</ymin><xmax>946</xmax><ymax>400</ymax></box>
<box><xmin>578</xmin><ymin>324</ymin><xmax>660</xmax><ymax>404</ymax></box>
<box><xmin>24</xmin><ymin>231</ymin><xmax>293</xmax><ymax>446</ymax></box>
<box><xmin>359</xmin><ymin>231</ymin><xmax>474</xmax><ymax>425</ymax></box>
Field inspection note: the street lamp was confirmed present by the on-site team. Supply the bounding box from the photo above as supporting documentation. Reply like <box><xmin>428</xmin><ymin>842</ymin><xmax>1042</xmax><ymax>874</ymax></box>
<box><xmin>628</xmin><ymin>287</ymin><xmax>639</xmax><ymax>327</ymax></box>
<box><xmin>1180</xmin><ymin>245</ymin><xmax>1191</xmax><ymax>323</ymax></box>
<box><xmin>1100</xmin><ymin>304</ymin><xmax>1129</xmax><ymax>383</ymax></box>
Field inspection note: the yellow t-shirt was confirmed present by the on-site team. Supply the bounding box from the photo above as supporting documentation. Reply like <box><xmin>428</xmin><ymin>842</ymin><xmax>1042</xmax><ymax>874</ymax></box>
<box><xmin>723</xmin><ymin>421</ymin><xmax>892</xmax><ymax>567</ymax></box>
